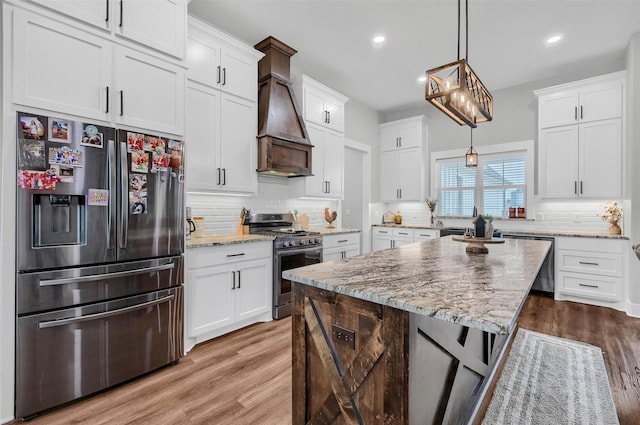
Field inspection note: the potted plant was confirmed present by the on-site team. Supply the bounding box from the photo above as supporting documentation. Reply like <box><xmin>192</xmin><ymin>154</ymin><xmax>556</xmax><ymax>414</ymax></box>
<box><xmin>426</xmin><ymin>197</ymin><xmax>438</xmax><ymax>225</ymax></box>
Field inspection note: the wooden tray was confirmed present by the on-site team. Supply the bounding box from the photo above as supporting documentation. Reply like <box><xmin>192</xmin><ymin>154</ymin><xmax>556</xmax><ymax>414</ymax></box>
<box><xmin>452</xmin><ymin>236</ymin><xmax>505</xmax><ymax>254</ymax></box>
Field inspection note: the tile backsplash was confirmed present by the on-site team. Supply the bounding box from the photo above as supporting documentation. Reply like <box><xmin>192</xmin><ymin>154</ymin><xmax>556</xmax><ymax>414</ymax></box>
<box><xmin>380</xmin><ymin>199</ymin><xmax>628</xmax><ymax>234</ymax></box>
<box><xmin>186</xmin><ymin>177</ymin><xmax>340</xmax><ymax>235</ymax></box>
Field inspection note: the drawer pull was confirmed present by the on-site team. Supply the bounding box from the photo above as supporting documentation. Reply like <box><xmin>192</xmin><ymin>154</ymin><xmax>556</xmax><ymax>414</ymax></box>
<box><xmin>578</xmin><ymin>261</ymin><xmax>599</xmax><ymax>266</ymax></box>
<box><xmin>398</xmin><ymin>232</ymin><xmax>408</xmax><ymax>235</ymax></box>
<box><xmin>378</xmin><ymin>231</ymin><xmax>388</xmax><ymax>234</ymax></box>
<box><xmin>578</xmin><ymin>283</ymin><xmax>599</xmax><ymax>289</ymax></box>
<box><xmin>338</xmin><ymin>239</ymin><xmax>348</xmax><ymax>243</ymax></box>
<box><xmin>227</xmin><ymin>253</ymin><xmax>246</xmax><ymax>258</ymax></box>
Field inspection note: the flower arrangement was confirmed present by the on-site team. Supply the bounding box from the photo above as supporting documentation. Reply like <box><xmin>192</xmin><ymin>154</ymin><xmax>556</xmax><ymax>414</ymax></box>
<box><xmin>426</xmin><ymin>197</ymin><xmax>438</xmax><ymax>225</ymax></box>
<box><xmin>600</xmin><ymin>201</ymin><xmax>622</xmax><ymax>223</ymax></box>
<box><xmin>426</xmin><ymin>197</ymin><xmax>438</xmax><ymax>212</ymax></box>
<box><xmin>600</xmin><ymin>201</ymin><xmax>622</xmax><ymax>235</ymax></box>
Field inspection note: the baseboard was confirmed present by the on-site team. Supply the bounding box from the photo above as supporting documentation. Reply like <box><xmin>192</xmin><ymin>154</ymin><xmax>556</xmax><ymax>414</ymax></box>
<box><xmin>626</xmin><ymin>301</ymin><xmax>640</xmax><ymax>318</ymax></box>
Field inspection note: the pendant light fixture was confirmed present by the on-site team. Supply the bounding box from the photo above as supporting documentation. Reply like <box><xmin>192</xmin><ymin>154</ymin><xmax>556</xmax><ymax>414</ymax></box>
<box><xmin>466</xmin><ymin>128</ymin><xmax>478</xmax><ymax>167</ymax></box>
<box><xmin>425</xmin><ymin>0</ymin><xmax>493</xmax><ymax>128</ymax></box>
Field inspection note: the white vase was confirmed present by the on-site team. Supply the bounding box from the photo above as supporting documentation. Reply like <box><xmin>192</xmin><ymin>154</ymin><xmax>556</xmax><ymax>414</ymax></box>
<box><xmin>485</xmin><ymin>221</ymin><xmax>493</xmax><ymax>239</ymax></box>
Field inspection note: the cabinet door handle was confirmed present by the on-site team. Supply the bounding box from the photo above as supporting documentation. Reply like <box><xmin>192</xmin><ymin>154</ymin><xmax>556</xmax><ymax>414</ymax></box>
<box><xmin>105</xmin><ymin>0</ymin><xmax>109</xmax><ymax>22</ymax></box>
<box><xmin>574</xmin><ymin>106</ymin><xmax>577</xmax><ymax>121</ymax></box>
<box><xmin>574</xmin><ymin>181</ymin><xmax>577</xmax><ymax>195</ymax></box>
<box><xmin>232</xmin><ymin>271</ymin><xmax>236</xmax><ymax>290</ymax></box>
<box><xmin>119</xmin><ymin>0</ymin><xmax>123</xmax><ymax>27</ymax></box>
<box><xmin>217</xmin><ymin>66</ymin><xmax>221</xmax><ymax>84</ymax></box>
<box><xmin>580</xmin><ymin>181</ymin><xmax>583</xmax><ymax>194</ymax></box>
<box><xmin>226</xmin><ymin>253</ymin><xmax>246</xmax><ymax>258</ymax></box>
<box><xmin>398</xmin><ymin>137</ymin><xmax>402</xmax><ymax>147</ymax></box>
<box><xmin>222</xmin><ymin>168</ymin><xmax>226</xmax><ymax>185</ymax></box>
<box><xmin>327</xmin><ymin>111</ymin><xmax>330</xmax><ymax>124</ymax></box>
<box><xmin>217</xmin><ymin>168</ymin><xmax>221</xmax><ymax>185</ymax></box>
<box><xmin>399</xmin><ymin>188</ymin><xmax>402</xmax><ymax>199</ymax></box>
<box><xmin>237</xmin><ymin>270</ymin><xmax>241</xmax><ymax>288</ymax></box>
<box><xmin>222</xmin><ymin>67</ymin><xmax>227</xmax><ymax>85</ymax></box>
<box><xmin>327</xmin><ymin>181</ymin><xmax>330</xmax><ymax>193</ymax></box>
<box><xmin>396</xmin><ymin>137</ymin><xmax>399</xmax><ymax>147</ymax></box>
<box><xmin>578</xmin><ymin>261</ymin><xmax>599</xmax><ymax>266</ymax></box>
<box><xmin>105</xmin><ymin>86</ymin><xmax>109</xmax><ymax>113</ymax></box>
<box><xmin>578</xmin><ymin>283</ymin><xmax>599</xmax><ymax>289</ymax></box>
<box><xmin>580</xmin><ymin>105</ymin><xmax>583</xmax><ymax>119</ymax></box>
<box><xmin>119</xmin><ymin>90</ymin><xmax>124</xmax><ymax>116</ymax></box>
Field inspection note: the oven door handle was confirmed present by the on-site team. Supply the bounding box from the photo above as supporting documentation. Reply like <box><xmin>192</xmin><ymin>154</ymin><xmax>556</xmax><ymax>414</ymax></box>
<box><xmin>38</xmin><ymin>294</ymin><xmax>175</xmax><ymax>329</ymax></box>
<box><xmin>38</xmin><ymin>263</ymin><xmax>175</xmax><ymax>287</ymax></box>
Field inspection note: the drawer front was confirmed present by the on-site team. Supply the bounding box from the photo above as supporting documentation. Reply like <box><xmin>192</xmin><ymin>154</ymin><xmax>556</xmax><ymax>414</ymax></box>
<box><xmin>372</xmin><ymin>226</ymin><xmax>393</xmax><ymax>236</ymax></box>
<box><xmin>414</xmin><ymin>229</ymin><xmax>440</xmax><ymax>241</ymax></box>
<box><xmin>393</xmin><ymin>228</ymin><xmax>415</xmax><ymax>238</ymax></box>
<box><xmin>323</xmin><ymin>232</ymin><xmax>360</xmax><ymax>249</ymax></box>
<box><xmin>557</xmin><ymin>249</ymin><xmax>622</xmax><ymax>277</ymax></box>
<box><xmin>555</xmin><ymin>237</ymin><xmax>624</xmax><ymax>254</ymax></box>
<box><xmin>557</xmin><ymin>271</ymin><xmax>621</xmax><ymax>301</ymax></box>
<box><xmin>188</xmin><ymin>241</ymin><xmax>272</xmax><ymax>269</ymax></box>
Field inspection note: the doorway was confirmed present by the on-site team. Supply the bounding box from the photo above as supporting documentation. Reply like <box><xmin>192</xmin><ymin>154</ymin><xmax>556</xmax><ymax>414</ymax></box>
<box><xmin>343</xmin><ymin>139</ymin><xmax>371</xmax><ymax>253</ymax></box>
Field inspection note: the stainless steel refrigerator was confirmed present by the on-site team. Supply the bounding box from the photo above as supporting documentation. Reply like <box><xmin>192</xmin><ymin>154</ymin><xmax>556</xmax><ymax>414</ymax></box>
<box><xmin>15</xmin><ymin>112</ymin><xmax>185</xmax><ymax>419</ymax></box>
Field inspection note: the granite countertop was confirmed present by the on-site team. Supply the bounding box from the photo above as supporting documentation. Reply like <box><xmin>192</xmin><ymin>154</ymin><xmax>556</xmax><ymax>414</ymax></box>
<box><xmin>310</xmin><ymin>227</ymin><xmax>361</xmax><ymax>235</ymax></box>
<box><xmin>373</xmin><ymin>223</ymin><xmax>629</xmax><ymax>240</ymax></box>
<box><xmin>283</xmin><ymin>236</ymin><xmax>551</xmax><ymax>335</ymax></box>
<box><xmin>186</xmin><ymin>234</ymin><xmax>274</xmax><ymax>248</ymax></box>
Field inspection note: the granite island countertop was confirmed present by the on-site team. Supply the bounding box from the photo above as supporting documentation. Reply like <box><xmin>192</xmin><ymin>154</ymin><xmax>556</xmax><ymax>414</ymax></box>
<box><xmin>186</xmin><ymin>234</ymin><xmax>274</xmax><ymax>248</ymax></box>
<box><xmin>283</xmin><ymin>236</ymin><xmax>551</xmax><ymax>335</ymax></box>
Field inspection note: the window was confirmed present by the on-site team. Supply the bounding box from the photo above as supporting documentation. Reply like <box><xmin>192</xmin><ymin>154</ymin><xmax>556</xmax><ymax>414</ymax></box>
<box><xmin>431</xmin><ymin>141</ymin><xmax>534</xmax><ymax>218</ymax></box>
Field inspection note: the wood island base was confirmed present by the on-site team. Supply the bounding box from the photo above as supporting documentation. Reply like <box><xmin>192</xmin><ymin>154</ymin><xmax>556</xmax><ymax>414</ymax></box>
<box><xmin>292</xmin><ymin>283</ymin><xmax>512</xmax><ymax>425</ymax></box>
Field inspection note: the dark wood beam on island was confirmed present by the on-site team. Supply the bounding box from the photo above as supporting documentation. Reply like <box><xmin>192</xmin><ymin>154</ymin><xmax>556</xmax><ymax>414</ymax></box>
<box><xmin>283</xmin><ymin>236</ymin><xmax>552</xmax><ymax>425</ymax></box>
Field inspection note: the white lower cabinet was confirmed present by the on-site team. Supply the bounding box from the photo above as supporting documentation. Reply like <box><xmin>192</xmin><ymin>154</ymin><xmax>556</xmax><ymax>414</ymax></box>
<box><xmin>323</xmin><ymin>232</ymin><xmax>361</xmax><ymax>261</ymax></box>
<box><xmin>372</xmin><ymin>226</ymin><xmax>441</xmax><ymax>251</ymax></box>
<box><xmin>372</xmin><ymin>227</ymin><xmax>415</xmax><ymax>251</ymax></box>
<box><xmin>185</xmin><ymin>241</ymin><xmax>272</xmax><ymax>351</ymax></box>
<box><xmin>555</xmin><ymin>237</ymin><xmax>627</xmax><ymax>309</ymax></box>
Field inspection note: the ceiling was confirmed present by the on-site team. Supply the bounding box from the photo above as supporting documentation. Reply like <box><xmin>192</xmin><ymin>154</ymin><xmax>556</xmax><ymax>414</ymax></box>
<box><xmin>188</xmin><ymin>1</ymin><xmax>640</xmax><ymax>114</ymax></box>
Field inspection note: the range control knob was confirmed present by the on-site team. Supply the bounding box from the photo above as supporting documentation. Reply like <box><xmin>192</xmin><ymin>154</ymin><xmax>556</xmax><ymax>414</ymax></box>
<box><xmin>299</xmin><ymin>239</ymin><xmax>307</xmax><ymax>245</ymax></box>
<box><xmin>283</xmin><ymin>241</ymin><xmax>292</xmax><ymax>247</ymax></box>
<box><xmin>314</xmin><ymin>238</ymin><xmax>321</xmax><ymax>244</ymax></box>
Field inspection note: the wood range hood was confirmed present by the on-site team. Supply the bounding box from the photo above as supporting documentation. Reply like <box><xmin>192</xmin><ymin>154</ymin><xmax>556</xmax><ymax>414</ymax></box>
<box><xmin>255</xmin><ymin>36</ymin><xmax>312</xmax><ymax>177</ymax></box>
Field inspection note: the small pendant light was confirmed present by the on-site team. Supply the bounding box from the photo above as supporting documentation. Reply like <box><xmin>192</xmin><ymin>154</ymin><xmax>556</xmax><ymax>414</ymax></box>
<box><xmin>466</xmin><ymin>128</ymin><xmax>478</xmax><ymax>167</ymax></box>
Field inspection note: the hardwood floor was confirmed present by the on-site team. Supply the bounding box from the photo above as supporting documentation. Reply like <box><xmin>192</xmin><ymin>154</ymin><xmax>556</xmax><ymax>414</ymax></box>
<box><xmin>11</xmin><ymin>294</ymin><xmax>640</xmax><ymax>424</ymax></box>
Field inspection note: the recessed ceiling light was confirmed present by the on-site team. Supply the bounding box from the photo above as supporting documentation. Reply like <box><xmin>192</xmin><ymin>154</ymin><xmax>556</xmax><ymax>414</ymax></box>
<box><xmin>545</xmin><ymin>34</ymin><xmax>563</xmax><ymax>45</ymax></box>
<box><xmin>418</xmin><ymin>75</ymin><xmax>427</xmax><ymax>83</ymax></box>
<box><xmin>373</xmin><ymin>35</ymin><xmax>385</xmax><ymax>44</ymax></box>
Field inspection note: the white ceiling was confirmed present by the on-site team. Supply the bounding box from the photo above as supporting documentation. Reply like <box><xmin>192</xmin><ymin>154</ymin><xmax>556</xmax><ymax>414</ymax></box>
<box><xmin>188</xmin><ymin>0</ymin><xmax>640</xmax><ymax>114</ymax></box>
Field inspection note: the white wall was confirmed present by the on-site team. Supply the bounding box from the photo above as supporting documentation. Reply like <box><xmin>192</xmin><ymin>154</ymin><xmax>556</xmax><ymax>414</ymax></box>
<box><xmin>626</xmin><ymin>32</ymin><xmax>640</xmax><ymax>306</ymax></box>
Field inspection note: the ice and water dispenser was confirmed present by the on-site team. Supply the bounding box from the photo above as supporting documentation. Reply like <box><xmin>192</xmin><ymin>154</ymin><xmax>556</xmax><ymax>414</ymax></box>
<box><xmin>32</xmin><ymin>194</ymin><xmax>86</xmax><ymax>247</ymax></box>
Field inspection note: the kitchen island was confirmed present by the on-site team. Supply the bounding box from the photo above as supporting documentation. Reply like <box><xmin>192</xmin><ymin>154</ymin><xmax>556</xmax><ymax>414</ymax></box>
<box><xmin>283</xmin><ymin>236</ymin><xmax>551</xmax><ymax>425</ymax></box>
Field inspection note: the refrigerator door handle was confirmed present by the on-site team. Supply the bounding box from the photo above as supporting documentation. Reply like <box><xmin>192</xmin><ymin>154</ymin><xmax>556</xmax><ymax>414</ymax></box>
<box><xmin>119</xmin><ymin>141</ymin><xmax>129</xmax><ymax>248</ymax></box>
<box><xmin>38</xmin><ymin>294</ymin><xmax>175</xmax><ymax>329</ymax></box>
<box><xmin>38</xmin><ymin>262</ymin><xmax>175</xmax><ymax>287</ymax></box>
<box><xmin>107</xmin><ymin>138</ymin><xmax>117</xmax><ymax>249</ymax></box>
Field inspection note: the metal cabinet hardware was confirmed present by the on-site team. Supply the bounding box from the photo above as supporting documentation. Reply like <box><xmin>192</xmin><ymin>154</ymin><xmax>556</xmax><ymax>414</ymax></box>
<box><xmin>232</xmin><ymin>271</ymin><xmax>236</xmax><ymax>289</ymax></box>
<box><xmin>227</xmin><ymin>253</ymin><xmax>246</xmax><ymax>258</ymax></box>
<box><xmin>119</xmin><ymin>90</ymin><xmax>124</xmax><ymax>116</ymax></box>
<box><xmin>578</xmin><ymin>283</ymin><xmax>599</xmax><ymax>289</ymax></box>
<box><xmin>578</xmin><ymin>261</ymin><xmax>599</xmax><ymax>266</ymax></box>
<box><xmin>105</xmin><ymin>86</ymin><xmax>109</xmax><ymax>113</ymax></box>
<box><xmin>119</xmin><ymin>0</ymin><xmax>123</xmax><ymax>27</ymax></box>
<box><xmin>217</xmin><ymin>66</ymin><xmax>221</xmax><ymax>84</ymax></box>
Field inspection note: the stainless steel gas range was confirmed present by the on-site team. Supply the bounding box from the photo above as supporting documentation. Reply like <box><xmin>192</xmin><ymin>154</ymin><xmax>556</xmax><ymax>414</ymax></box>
<box><xmin>248</xmin><ymin>213</ymin><xmax>323</xmax><ymax>319</ymax></box>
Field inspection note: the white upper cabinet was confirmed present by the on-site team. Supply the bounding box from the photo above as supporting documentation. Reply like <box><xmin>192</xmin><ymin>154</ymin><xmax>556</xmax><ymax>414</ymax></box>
<box><xmin>379</xmin><ymin>116</ymin><xmax>425</xmax><ymax>151</ymax></box>
<box><xmin>187</xmin><ymin>18</ymin><xmax>259</xmax><ymax>101</ymax></box>
<box><xmin>294</xmin><ymin>75</ymin><xmax>349</xmax><ymax>199</ymax></box>
<box><xmin>9</xmin><ymin>3</ymin><xmax>186</xmax><ymax>135</ymax></box>
<box><xmin>116</xmin><ymin>0</ymin><xmax>186</xmax><ymax>59</ymax></box>
<box><xmin>113</xmin><ymin>46</ymin><xmax>185</xmax><ymax>135</ymax></box>
<box><xmin>378</xmin><ymin>116</ymin><xmax>427</xmax><ymax>202</ymax></box>
<box><xmin>537</xmin><ymin>73</ymin><xmax>623</xmax><ymax>128</ymax></box>
<box><xmin>28</xmin><ymin>0</ymin><xmax>187</xmax><ymax>59</ymax></box>
<box><xmin>185</xmin><ymin>17</ymin><xmax>262</xmax><ymax>194</ymax></box>
<box><xmin>12</xmin><ymin>8</ymin><xmax>112</xmax><ymax>122</ymax></box>
<box><xmin>298</xmin><ymin>75</ymin><xmax>348</xmax><ymax>133</ymax></box>
<box><xmin>536</xmin><ymin>72</ymin><xmax>625</xmax><ymax>199</ymax></box>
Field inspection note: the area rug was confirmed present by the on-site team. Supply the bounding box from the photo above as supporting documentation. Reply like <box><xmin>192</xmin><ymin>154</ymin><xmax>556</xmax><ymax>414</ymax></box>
<box><xmin>482</xmin><ymin>328</ymin><xmax>619</xmax><ymax>425</ymax></box>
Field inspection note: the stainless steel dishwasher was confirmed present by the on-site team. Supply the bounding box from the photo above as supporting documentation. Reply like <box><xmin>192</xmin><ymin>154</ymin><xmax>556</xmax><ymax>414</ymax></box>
<box><xmin>502</xmin><ymin>233</ymin><xmax>555</xmax><ymax>295</ymax></box>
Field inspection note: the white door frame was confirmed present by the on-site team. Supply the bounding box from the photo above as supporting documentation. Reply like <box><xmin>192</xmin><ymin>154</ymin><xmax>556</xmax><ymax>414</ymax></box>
<box><xmin>345</xmin><ymin>138</ymin><xmax>372</xmax><ymax>253</ymax></box>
